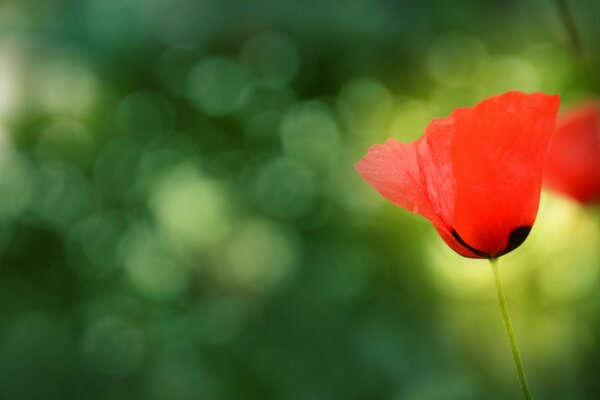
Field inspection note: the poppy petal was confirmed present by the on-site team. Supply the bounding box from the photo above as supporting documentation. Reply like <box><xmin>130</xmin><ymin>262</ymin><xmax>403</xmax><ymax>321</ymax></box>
<box><xmin>355</xmin><ymin>132</ymin><xmax>481</xmax><ymax>258</ymax></box>
<box><xmin>418</xmin><ymin>118</ymin><xmax>484</xmax><ymax>258</ymax></box>
<box><xmin>450</xmin><ymin>91</ymin><xmax>560</xmax><ymax>256</ymax></box>
<box><xmin>544</xmin><ymin>103</ymin><xmax>600</xmax><ymax>204</ymax></box>
<box><xmin>355</xmin><ymin>138</ymin><xmax>437</xmax><ymax>222</ymax></box>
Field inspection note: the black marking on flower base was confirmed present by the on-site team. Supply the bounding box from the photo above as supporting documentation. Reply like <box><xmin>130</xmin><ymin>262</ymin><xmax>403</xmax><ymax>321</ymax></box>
<box><xmin>451</xmin><ymin>226</ymin><xmax>532</xmax><ymax>259</ymax></box>
<box><xmin>451</xmin><ymin>229</ymin><xmax>491</xmax><ymax>258</ymax></box>
<box><xmin>495</xmin><ymin>226</ymin><xmax>532</xmax><ymax>257</ymax></box>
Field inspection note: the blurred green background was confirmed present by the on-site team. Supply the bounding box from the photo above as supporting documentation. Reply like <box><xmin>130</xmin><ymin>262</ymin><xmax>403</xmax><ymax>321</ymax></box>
<box><xmin>0</xmin><ymin>0</ymin><xmax>599</xmax><ymax>399</ymax></box>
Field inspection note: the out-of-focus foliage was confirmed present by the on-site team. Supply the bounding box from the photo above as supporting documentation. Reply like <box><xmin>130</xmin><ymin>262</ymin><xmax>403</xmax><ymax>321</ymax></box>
<box><xmin>0</xmin><ymin>0</ymin><xmax>598</xmax><ymax>399</ymax></box>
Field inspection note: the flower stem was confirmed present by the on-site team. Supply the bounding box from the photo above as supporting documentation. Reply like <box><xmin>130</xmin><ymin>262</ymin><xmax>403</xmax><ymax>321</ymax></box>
<box><xmin>489</xmin><ymin>258</ymin><xmax>533</xmax><ymax>400</ymax></box>
<box><xmin>555</xmin><ymin>0</ymin><xmax>599</xmax><ymax>91</ymax></box>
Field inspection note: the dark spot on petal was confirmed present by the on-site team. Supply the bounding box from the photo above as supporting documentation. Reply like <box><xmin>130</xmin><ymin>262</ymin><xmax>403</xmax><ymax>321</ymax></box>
<box><xmin>496</xmin><ymin>225</ymin><xmax>531</xmax><ymax>257</ymax></box>
<box><xmin>451</xmin><ymin>229</ymin><xmax>491</xmax><ymax>258</ymax></box>
<box><xmin>451</xmin><ymin>225</ymin><xmax>532</xmax><ymax>259</ymax></box>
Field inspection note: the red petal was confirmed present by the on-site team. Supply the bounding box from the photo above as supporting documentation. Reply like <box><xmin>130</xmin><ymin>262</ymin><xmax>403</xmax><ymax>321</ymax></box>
<box><xmin>355</xmin><ymin>128</ymin><xmax>480</xmax><ymax>258</ymax></box>
<box><xmin>418</xmin><ymin>118</ymin><xmax>482</xmax><ymax>257</ymax></box>
<box><xmin>450</xmin><ymin>91</ymin><xmax>560</xmax><ymax>256</ymax></box>
<box><xmin>355</xmin><ymin>138</ymin><xmax>437</xmax><ymax>221</ymax></box>
<box><xmin>544</xmin><ymin>102</ymin><xmax>600</xmax><ymax>204</ymax></box>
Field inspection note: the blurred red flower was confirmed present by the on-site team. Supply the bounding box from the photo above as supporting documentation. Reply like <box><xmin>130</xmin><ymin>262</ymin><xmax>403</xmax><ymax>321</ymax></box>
<box><xmin>544</xmin><ymin>102</ymin><xmax>600</xmax><ymax>204</ymax></box>
<box><xmin>356</xmin><ymin>91</ymin><xmax>560</xmax><ymax>259</ymax></box>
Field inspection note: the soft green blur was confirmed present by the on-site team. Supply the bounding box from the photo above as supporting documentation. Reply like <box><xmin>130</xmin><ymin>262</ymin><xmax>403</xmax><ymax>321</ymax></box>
<box><xmin>0</xmin><ymin>0</ymin><xmax>599</xmax><ymax>399</ymax></box>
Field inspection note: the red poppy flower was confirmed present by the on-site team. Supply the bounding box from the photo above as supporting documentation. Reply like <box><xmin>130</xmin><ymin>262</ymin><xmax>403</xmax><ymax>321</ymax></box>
<box><xmin>544</xmin><ymin>102</ymin><xmax>600</xmax><ymax>204</ymax></box>
<box><xmin>356</xmin><ymin>91</ymin><xmax>560</xmax><ymax>258</ymax></box>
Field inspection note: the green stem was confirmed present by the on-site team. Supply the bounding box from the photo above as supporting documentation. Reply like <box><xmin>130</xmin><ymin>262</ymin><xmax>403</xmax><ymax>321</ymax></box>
<box><xmin>556</xmin><ymin>0</ymin><xmax>586</xmax><ymax>64</ymax></box>
<box><xmin>555</xmin><ymin>0</ymin><xmax>599</xmax><ymax>91</ymax></box>
<box><xmin>489</xmin><ymin>258</ymin><xmax>533</xmax><ymax>400</ymax></box>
